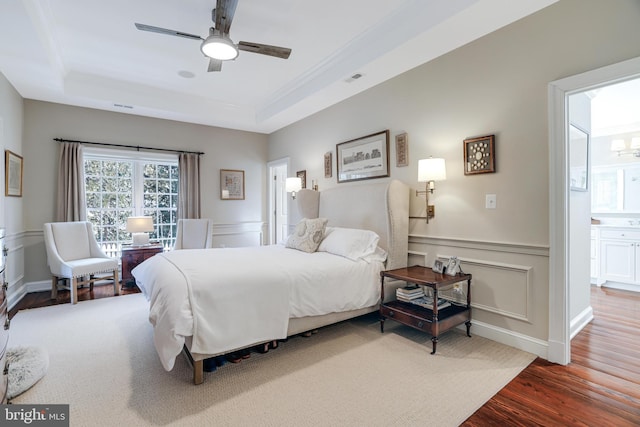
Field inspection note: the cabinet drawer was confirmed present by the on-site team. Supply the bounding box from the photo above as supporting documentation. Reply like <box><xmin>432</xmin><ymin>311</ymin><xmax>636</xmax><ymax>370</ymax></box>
<box><xmin>381</xmin><ymin>304</ymin><xmax>432</xmax><ymax>333</ymax></box>
<box><xmin>600</xmin><ymin>229</ymin><xmax>640</xmax><ymax>240</ymax></box>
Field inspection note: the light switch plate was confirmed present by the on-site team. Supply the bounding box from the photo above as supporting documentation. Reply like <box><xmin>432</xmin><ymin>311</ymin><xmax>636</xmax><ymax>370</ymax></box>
<box><xmin>486</xmin><ymin>194</ymin><xmax>497</xmax><ymax>209</ymax></box>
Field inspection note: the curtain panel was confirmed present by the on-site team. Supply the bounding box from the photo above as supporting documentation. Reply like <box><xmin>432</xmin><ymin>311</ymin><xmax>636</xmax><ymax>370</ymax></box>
<box><xmin>178</xmin><ymin>153</ymin><xmax>201</xmax><ymax>219</ymax></box>
<box><xmin>56</xmin><ymin>142</ymin><xmax>86</xmax><ymax>222</ymax></box>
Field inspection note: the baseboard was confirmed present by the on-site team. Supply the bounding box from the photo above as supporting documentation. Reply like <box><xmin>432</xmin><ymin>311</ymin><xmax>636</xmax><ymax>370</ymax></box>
<box><xmin>459</xmin><ymin>319</ymin><xmax>549</xmax><ymax>360</ymax></box>
<box><xmin>570</xmin><ymin>306</ymin><xmax>594</xmax><ymax>339</ymax></box>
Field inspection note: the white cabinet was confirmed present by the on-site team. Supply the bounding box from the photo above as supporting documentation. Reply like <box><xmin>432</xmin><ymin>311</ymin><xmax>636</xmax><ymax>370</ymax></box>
<box><xmin>599</xmin><ymin>228</ymin><xmax>640</xmax><ymax>285</ymax></box>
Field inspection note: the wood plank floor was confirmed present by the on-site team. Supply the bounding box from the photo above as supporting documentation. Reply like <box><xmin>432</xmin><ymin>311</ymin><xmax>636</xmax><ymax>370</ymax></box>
<box><xmin>464</xmin><ymin>286</ymin><xmax>640</xmax><ymax>426</ymax></box>
<box><xmin>9</xmin><ymin>284</ymin><xmax>640</xmax><ymax>425</ymax></box>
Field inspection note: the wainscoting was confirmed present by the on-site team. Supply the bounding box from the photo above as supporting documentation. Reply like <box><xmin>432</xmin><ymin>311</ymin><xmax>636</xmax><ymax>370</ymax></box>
<box><xmin>409</xmin><ymin>234</ymin><xmax>550</xmax><ymax>358</ymax></box>
<box><xmin>7</xmin><ymin>221</ymin><xmax>267</xmax><ymax>310</ymax></box>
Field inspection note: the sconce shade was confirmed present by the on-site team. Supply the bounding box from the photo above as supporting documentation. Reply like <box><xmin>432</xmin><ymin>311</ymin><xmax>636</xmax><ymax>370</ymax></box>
<box><xmin>126</xmin><ymin>216</ymin><xmax>154</xmax><ymax>233</ymax></box>
<box><xmin>610</xmin><ymin>139</ymin><xmax>626</xmax><ymax>152</ymax></box>
<box><xmin>286</xmin><ymin>177</ymin><xmax>302</xmax><ymax>192</ymax></box>
<box><xmin>418</xmin><ymin>158</ymin><xmax>447</xmax><ymax>182</ymax></box>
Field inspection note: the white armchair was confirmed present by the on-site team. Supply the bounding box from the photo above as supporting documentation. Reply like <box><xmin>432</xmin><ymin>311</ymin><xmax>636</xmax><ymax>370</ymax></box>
<box><xmin>174</xmin><ymin>219</ymin><xmax>212</xmax><ymax>250</ymax></box>
<box><xmin>43</xmin><ymin>221</ymin><xmax>120</xmax><ymax>304</ymax></box>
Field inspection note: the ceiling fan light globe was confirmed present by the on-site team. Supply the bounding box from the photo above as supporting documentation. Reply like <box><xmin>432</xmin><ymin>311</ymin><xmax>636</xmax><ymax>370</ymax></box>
<box><xmin>201</xmin><ymin>35</ymin><xmax>238</xmax><ymax>60</ymax></box>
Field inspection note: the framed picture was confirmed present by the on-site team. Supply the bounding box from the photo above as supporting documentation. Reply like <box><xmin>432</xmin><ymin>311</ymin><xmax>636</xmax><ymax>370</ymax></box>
<box><xmin>336</xmin><ymin>130</ymin><xmax>390</xmax><ymax>183</ymax></box>
<box><xmin>569</xmin><ymin>124</ymin><xmax>589</xmax><ymax>191</ymax></box>
<box><xmin>395</xmin><ymin>133</ymin><xmax>409</xmax><ymax>167</ymax></box>
<box><xmin>445</xmin><ymin>256</ymin><xmax>460</xmax><ymax>276</ymax></box>
<box><xmin>324</xmin><ymin>152</ymin><xmax>332</xmax><ymax>178</ymax></box>
<box><xmin>432</xmin><ymin>259</ymin><xmax>444</xmax><ymax>274</ymax></box>
<box><xmin>5</xmin><ymin>150</ymin><xmax>23</xmax><ymax>197</ymax></box>
<box><xmin>296</xmin><ymin>170</ymin><xmax>307</xmax><ymax>189</ymax></box>
<box><xmin>464</xmin><ymin>134</ymin><xmax>495</xmax><ymax>175</ymax></box>
<box><xmin>220</xmin><ymin>169</ymin><xmax>245</xmax><ymax>200</ymax></box>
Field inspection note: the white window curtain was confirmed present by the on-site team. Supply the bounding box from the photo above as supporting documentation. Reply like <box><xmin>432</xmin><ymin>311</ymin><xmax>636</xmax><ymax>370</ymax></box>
<box><xmin>178</xmin><ymin>153</ymin><xmax>201</xmax><ymax>219</ymax></box>
<box><xmin>56</xmin><ymin>142</ymin><xmax>86</xmax><ymax>222</ymax></box>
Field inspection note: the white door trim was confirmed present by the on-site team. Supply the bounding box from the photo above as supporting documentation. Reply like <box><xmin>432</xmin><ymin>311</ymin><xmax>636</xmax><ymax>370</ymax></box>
<box><xmin>548</xmin><ymin>55</ymin><xmax>640</xmax><ymax>364</ymax></box>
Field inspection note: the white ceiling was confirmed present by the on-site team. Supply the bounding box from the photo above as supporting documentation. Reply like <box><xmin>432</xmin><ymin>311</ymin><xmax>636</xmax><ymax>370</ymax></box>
<box><xmin>0</xmin><ymin>0</ymin><xmax>557</xmax><ymax>134</ymax></box>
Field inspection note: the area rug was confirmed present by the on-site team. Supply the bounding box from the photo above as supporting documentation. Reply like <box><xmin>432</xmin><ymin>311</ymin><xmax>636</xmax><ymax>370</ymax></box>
<box><xmin>6</xmin><ymin>345</ymin><xmax>49</xmax><ymax>399</ymax></box>
<box><xmin>8</xmin><ymin>294</ymin><xmax>535</xmax><ymax>426</ymax></box>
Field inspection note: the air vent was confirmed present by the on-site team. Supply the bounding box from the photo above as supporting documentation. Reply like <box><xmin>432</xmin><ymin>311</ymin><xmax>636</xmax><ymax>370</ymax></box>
<box><xmin>344</xmin><ymin>73</ymin><xmax>364</xmax><ymax>83</ymax></box>
<box><xmin>113</xmin><ymin>104</ymin><xmax>133</xmax><ymax>109</ymax></box>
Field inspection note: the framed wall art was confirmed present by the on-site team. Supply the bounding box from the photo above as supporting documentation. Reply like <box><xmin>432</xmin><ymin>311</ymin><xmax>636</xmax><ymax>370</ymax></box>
<box><xmin>5</xmin><ymin>150</ymin><xmax>23</xmax><ymax>197</ymax></box>
<box><xmin>395</xmin><ymin>132</ymin><xmax>409</xmax><ymax>167</ymax></box>
<box><xmin>324</xmin><ymin>152</ymin><xmax>332</xmax><ymax>178</ymax></box>
<box><xmin>336</xmin><ymin>130</ymin><xmax>390</xmax><ymax>183</ymax></box>
<box><xmin>296</xmin><ymin>170</ymin><xmax>307</xmax><ymax>189</ymax></box>
<box><xmin>220</xmin><ymin>169</ymin><xmax>245</xmax><ymax>200</ymax></box>
<box><xmin>464</xmin><ymin>134</ymin><xmax>495</xmax><ymax>175</ymax></box>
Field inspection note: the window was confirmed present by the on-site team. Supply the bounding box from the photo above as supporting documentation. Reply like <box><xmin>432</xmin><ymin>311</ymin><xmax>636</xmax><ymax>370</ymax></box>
<box><xmin>84</xmin><ymin>148</ymin><xmax>179</xmax><ymax>257</ymax></box>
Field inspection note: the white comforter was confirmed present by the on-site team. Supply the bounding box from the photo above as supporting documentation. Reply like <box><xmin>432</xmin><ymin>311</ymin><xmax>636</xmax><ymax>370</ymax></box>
<box><xmin>132</xmin><ymin>245</ymin><xmax>383</xmax><ymax>370</ymax></box>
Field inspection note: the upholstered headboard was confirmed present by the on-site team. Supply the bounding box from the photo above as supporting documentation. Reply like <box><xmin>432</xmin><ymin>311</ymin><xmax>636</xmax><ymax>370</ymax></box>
<box><xmin>296</xmin><ymin>179</ymin><xmax>409</xmax><ymax>270</ymax></box>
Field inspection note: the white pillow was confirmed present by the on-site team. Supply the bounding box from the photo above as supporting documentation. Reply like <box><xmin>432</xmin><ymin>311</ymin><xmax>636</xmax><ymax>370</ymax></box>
<box><xmin>318</xmin><ymin>227</ymin><xmax>385</xmax><ymax>262</ymax></box>
<box><xmin>285</xmin><ymin>218</ymin><xmax>328</xmax><ymax>253</ymax></box>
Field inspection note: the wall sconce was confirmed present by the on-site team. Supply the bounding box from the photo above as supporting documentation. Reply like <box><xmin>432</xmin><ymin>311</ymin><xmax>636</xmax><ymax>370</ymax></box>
<box><xmin>285</xmin><ymin>177</ymin><xmax>302</xmax><ymax>199</ymax></box>
<box><xmin>416</xmin><ymin>157</ymin><xmax>447</xmax><ymax>223</ymax></box>
<box><xmin>126</xmin><ymin>216</ymin><xmax>154</xmax><ymax>246</ymax></box>
<box><xmin>611</xmin><ymin>137</ymin><xmax>640</xmax><ymax>157</ymax></box>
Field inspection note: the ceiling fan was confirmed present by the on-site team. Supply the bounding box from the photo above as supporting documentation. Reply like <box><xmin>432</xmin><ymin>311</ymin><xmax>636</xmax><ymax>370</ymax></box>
<box><xmin>135</xmin><ymin>0</ymin><xmax>292</xmax><ymax>72</ymax></box>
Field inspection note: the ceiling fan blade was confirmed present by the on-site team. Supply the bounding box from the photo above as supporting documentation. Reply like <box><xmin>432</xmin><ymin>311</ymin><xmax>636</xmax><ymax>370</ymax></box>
<box><xmin>238</xmin><ymin>41</ymin><xmax>291</xmax><ymax>59</ymax></box>
<box><xmin>134</xmin><ymin>23</ymin><xmax>203</xmax><ymax>41</ymax></box>
<box><xmin>214</xmin><ymin>0</ymin><xmax>239</xmax><ymax>35</ymax></box>
<box><xmin>207</xmin><ymin>58</ymin><xmax>223</xmax><ymax>72</ymax></box>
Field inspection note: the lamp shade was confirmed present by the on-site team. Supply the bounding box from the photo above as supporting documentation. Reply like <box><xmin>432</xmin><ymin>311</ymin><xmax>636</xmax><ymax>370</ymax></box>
<box><xmin>285</xmin><ymin>177</ymin><xmax>302</xmax><ymax>192</ymax></box>
<box><xmin>610</xmin><ymin>139</ymin><xmax>626</xmax><ymax>152</ymax></box>
<box><xmin>126</xmin><ymin>216</ymin><xmax>154</xmax><ymax>233</ymax></box>
<box><xmin>631</xmin><ymin>137</ymin><xmax>640</xmax><ymax>150</ymax></box>
<box><xmin>418</xmin><ymin>158</ymin><xmax>447</xmax><ymax>182</ymax></box>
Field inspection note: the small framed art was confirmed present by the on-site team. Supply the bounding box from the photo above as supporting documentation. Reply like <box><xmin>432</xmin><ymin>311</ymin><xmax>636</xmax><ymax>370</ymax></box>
<box><xmin>297</xmin><ymin>170</ymin><xmax>307</xmax><ymax>189</ymax></box>
<box><xmin>220</xmin><ymin>169</ymin><xmax>245</xmax><ymax>200</ymax></box>
<box><xmin>5</xmin><ymin>150</ymin><xmax>23</xmax><ymax>197</ymax></box>
<box><xmin>445</xmin><ymin>256</ymin><xmax>460</xmax><ymax>276</ymax></box>
<box><xmin>324</xmin><ymin>152</ymin><xmax>332</xmax><ymax>178</ymax></box>
<box><xmin>464</xmin><ymin>134</ymin><xmax>495</xmax><ymax>175</ymax></box>
<box><xmin>395</xmin><ymin>133</ymin><xmax>409</xmax><ymax>167</ymax></box>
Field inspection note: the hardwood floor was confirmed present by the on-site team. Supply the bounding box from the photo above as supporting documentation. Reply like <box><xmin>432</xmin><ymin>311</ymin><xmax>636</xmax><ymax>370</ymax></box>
<box><xmin>9</xmin><ymin>284</ymin><xmax>640</xmax><ymax>425</ymax></box>
<box><xmin>464</xmin><ymin>286</ymin><xmax>640</xmax><ymax>426</ymax></box>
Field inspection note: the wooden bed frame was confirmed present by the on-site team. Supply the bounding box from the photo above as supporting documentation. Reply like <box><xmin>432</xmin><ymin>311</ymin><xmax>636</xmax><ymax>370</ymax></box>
<box><xmin>184</xmin><ymin>179</ymin><xmax>409</xmax><ymax>384</ymax></box>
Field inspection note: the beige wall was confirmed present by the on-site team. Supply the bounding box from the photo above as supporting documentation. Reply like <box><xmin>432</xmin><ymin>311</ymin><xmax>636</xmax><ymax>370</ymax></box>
<box><xmin>268</xmin><ymin>0</ymin><xmax>640</xmax><ymax>353</ymax></box>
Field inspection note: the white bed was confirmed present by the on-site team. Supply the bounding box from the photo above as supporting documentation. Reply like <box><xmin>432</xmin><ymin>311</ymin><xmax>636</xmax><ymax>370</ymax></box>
<box><xmin>133</xmin><ymin>179</ymin><xmax>409</xmax><ymax>384</ymax></box>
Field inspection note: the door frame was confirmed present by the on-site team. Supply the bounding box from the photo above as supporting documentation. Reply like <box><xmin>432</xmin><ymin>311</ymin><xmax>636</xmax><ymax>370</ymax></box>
<box><xmin>548</xmin><ymin>55</ymin><xmax>640</xmax><ymax>364</ymax></box>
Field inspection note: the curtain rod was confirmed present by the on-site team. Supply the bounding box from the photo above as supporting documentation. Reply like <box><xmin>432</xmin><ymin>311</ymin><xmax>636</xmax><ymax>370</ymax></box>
<box><xmin>53</xmin><ymin>138</ymin><xmax>204</xmax><ymax>156</ymax></box>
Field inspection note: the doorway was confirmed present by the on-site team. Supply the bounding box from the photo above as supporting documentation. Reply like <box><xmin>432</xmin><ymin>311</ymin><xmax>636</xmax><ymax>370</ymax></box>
<box><xmin>267</xmin><ymin>159</ymin><xmax>290</xmax><ymax>245</ymax></box>
<box><xmin>548</xmin><ymin>55</ymin><xmax>640</xmax><ymax>365</ymax></box>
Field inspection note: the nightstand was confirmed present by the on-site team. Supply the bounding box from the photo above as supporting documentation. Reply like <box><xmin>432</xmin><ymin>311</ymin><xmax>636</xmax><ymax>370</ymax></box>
<box><xmin>121</xmin><ymin>244</ymin><xmax>164</xmax><ymax>287</ymax></box>
<box><xmin>380</xmin><ymin>265</ymin><xmax>472</xmax><ymax>355</ymax></box>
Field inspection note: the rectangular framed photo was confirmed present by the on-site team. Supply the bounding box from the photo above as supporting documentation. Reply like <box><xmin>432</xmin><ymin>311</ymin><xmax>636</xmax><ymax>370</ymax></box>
<box><xmin>445</xmin><ymin>256</ymin><xmax>460</xmax><ymax>276</ymax></box>
<box><xmin>432</xmin><ymin>259</ymin><xmax>444</xmax><ymax>274</ymax></box>
<box><xmin>324</xmin><ymin>152</ymin><xmax>332</xmax><ymax>178</ymax></box>
<box><xmin>395</xmin><ymin>132</ymin><xmax>409</xmax><ymax>167</ymax></box>
<box><xmin>5</xmin><ymin>150</ymin><xmax>23</xmax><ymax>197</ymax></box>
<box><xmin>336</xmin><ymin>130</ymin><xmax>390</xmax><ymax>183</ymax></box>
<box><xmin>464</xmin><ymin>134</ymin><xmax>495</xmax><ymax>175</ymax></box>
<box><xmin>220</xmin><ymin>169</ymin><xmax>245</xmax><ymax>200</ymax></box>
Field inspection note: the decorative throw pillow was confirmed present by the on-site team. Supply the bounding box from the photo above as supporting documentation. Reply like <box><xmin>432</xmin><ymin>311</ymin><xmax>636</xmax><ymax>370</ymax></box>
<box><xmin>285</xmin><ymin>218</ymin><xmax>328</xmax><ymax>253</ymax></box>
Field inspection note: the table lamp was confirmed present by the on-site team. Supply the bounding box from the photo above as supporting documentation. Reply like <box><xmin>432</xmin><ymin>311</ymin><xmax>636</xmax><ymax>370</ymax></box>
<box><xmin>126</xmin><ymin>216</ymin><xmax>154</xmax><ymax>246</ymax></box>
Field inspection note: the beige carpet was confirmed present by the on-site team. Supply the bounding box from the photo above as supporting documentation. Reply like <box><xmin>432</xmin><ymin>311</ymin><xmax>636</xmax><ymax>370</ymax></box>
<box><xmin>8</xmin><ymin>294</ymin><xmax>535</xmax><ymax>426</ymax></box>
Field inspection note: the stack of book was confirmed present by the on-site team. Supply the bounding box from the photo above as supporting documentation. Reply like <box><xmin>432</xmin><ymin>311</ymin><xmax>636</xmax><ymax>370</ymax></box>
<box><xmin>396</xmin><ymin>286</ymin><xmax>424</xmax><ymax>303</ymax></box>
